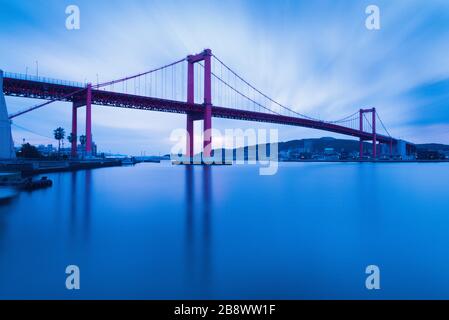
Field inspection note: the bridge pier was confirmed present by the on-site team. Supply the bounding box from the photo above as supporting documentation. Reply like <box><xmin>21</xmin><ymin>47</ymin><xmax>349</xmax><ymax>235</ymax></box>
<box><xmin>85</xmin><ymin>83</ymin><xmax>92</xmax><ymax>156</ymax></box>
<box><xmin>186</xmin><ymin>114</ymin><xmax>194</xmax><ymax>158</ymax></box>
<box><xmin>203</xmin><ymin>50</ymin><xmax>212</xmax><ymax>158</ymax></box>
<box><xmin>359</xmin><ymin>109</ymin><xmax>363</xmax><ymax>159</ymax></box>
<box><xmin>71</xmin><ymin>103</ymin><xmax>77</xmax><ymax>157</ymax></box>
<box><xmin>372</xmin><ymin>107</ymin><xmax>376</xmax><ymax>159</ymax></box>
<box><xmin>186</xmin><ymin>56</ymin><xmax>195</xmax><ymax>160</ymax></box>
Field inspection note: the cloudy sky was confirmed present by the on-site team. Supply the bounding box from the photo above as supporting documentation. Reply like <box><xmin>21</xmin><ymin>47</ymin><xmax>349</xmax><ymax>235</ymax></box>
<box><xmin>1</xmin><ymin>0</ymin><xmax>449</xmax><ymax>155</ymax></box>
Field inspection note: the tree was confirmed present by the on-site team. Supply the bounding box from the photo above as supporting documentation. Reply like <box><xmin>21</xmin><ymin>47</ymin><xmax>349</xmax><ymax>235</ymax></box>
<box><xmin>53</xmin><ymin>127</ymin><xmax>65</xmax><ymax>156</ymax></box>
<box><xmin>17</xmin><ymin>143</ymin><xmax>42</xmax><ymax>159</ymax></box>
<box><xmin>79</xmin><ymin>135</ymin><xmax>86</xmax><ymax>157</ymax></box>
<box><xmin>67</xmin><ymin>133</ymin><xmax>75</xmax><ymax>144</ymax></box>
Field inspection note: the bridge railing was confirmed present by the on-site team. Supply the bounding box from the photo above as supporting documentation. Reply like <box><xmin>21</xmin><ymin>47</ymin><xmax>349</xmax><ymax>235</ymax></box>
<box><xmin>3</xmin><ymin>72</ymin><xmax>85</xmax><ymax>88</ymax></box>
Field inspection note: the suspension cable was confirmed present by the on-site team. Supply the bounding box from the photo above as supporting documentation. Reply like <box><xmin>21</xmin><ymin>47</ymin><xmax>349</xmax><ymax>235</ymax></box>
<box><xmin>8</xmin><ymin>87</ymin><xmax>86</xmax><ymax>119</ymax></box>
<box><xmin>198</xmin><ymin>62</ymin><xmax>282</xmax><ymax>116</ymax></box>
<box><xmin>363</xmin><ymin>113</ymin><xmax>373</xmax><ymax>131</ymax></box>
<box><xmin>11</xmin><ymin>122</ymin><xmax>55</xmax><ymax>140</ymax></box>
<box><xmin>376</xmin><ymin>112</ymin><xmax>391</xmax><ymax>137</ymax></box>
<box><xmin>93</xmin><ymin>57</ymin><xmax>186</xmax><ymax>89</ymax></box>
<box><xmin>8</xmin><ymin>58</ymin><xmax>186</xmax><ymax>119</ymax></box>
<box><xmin>212</xmin><ymin>54</ymin><xmax>362</xmax><ymax>124</ymax></box>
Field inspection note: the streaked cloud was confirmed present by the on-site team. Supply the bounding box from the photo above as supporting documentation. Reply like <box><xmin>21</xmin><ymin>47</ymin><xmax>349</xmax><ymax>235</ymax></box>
<box><xmin>1</xmin><ymin>0</ymin><xmax>449</xmax><ymax>154</ymax></box>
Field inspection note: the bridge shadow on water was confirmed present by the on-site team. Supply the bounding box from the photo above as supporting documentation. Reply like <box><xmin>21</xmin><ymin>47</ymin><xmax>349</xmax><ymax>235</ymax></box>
<box><xmin>184</xmin><ymin>165</ymin><xmax>213</xmax><ymax>296</ymax></box>
<box><xmin>68</xmin><ymin>170</ymin><xmax>92</xmax><ymax>244</ymax></box>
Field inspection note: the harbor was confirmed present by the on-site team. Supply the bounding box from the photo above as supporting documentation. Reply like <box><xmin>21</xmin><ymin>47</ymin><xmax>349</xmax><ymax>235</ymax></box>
<box><xmin>1</xmin><ymin>161</ymin><xmax>449</xmax><ymax>299</ymax></box>
<box><xmin>0</xmin><ymin>158</ymin><xmax>122</xmax><ymax>201</ymax></box>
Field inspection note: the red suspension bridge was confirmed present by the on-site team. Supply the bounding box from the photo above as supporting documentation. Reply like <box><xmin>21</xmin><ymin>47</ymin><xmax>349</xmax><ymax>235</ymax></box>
<box><xmin>2</xmin><ymin>49</ymin><xmax>412</xmax><ymax>159</ymax></box>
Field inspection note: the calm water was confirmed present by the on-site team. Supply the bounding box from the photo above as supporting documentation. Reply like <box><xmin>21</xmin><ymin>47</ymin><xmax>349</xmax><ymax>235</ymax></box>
<box><xmin>1</xmin><ymin>162</ymin><xmax>449</xmax><ymax>299</ymax></box>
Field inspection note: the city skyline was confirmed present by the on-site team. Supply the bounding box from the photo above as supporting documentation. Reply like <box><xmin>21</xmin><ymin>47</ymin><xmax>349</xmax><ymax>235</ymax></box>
<box><xmin>1</xmin><ymin>0</ymin><xmax>449</xmax><ymax>154</ymax></box>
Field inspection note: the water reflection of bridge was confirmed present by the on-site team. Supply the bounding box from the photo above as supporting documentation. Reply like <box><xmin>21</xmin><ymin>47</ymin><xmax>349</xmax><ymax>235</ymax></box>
<box><xmin>185</xmin><ymin>166</ymin><xmax>212</xmax><ymax>295</ymax></box>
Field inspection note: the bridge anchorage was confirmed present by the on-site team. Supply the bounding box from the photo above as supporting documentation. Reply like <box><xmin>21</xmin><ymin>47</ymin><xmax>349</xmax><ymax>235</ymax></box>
<box><xmin>1</xmin><ymin>48</ymin><xmax>415</xmax><ymax>162</ymax></box>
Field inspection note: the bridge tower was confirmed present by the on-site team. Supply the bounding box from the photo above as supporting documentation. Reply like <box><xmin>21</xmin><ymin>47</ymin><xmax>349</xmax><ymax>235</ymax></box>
<box><xmin>359</xmin><ymin>107</ymin><xmax>377</xmax><ymax>160</ymax></box>
<box><xmin>186</xmin><ymin>49</ymin><xmax>212</xmax><ymax>162</ymax></box>
<box><xmin>71</xmin><ymin>83</ymin><xmax>92</xmax><ymax>157</ymax></box>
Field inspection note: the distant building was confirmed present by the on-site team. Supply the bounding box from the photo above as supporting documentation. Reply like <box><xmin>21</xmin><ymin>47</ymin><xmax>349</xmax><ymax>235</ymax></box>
<box><xmin>299</xmin><ymin>152</ymin><xmax>312</xmax><ymax>160</ymax></box>
<box><xmin>37</xmin><ymin>144</ymin><xmax>56</xmax><ymax>156</ymax></box>
<box><xmin>381</xmin><ymin>139</ymin><xmax>416</xmax><ymax>160</ymax></box>
<box><xmin>303</xmin><ymin>140</ymin><xmax>313</xmax><ymax>153</ymax></box>
<box><xmin>279</xmin><ymin>150</ymin><xmax>290</xmax><ymax>160</ymax></box>
<box><xmin>324</xmin><ymin>147</ymin><xmax>334</xmax><ymax>155</ymax></box>
<box><xmin>339</xmin><ymin>151</ymin><xmax>352</xmax><ymax>160</ymax></box>
<box><xmin>60</xmin><ymin>141</ymin><xmax>97</xmax><ymax>157</ymax></box>
<box><xmin>416</xmin><ymin>150</ymin><xmax>444</xmax><ymax>160</ymax></box>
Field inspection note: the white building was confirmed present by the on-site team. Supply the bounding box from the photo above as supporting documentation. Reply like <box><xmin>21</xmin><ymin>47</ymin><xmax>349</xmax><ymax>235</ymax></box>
<box><xmin>0</xmin><ymin>70</ymin><xmax>16</xmax><ymax>159</ymax></box>
<box><xmin>380</xmin><ymin>139</ymin><xmax>416</xmax><ymax>160</ymax></box>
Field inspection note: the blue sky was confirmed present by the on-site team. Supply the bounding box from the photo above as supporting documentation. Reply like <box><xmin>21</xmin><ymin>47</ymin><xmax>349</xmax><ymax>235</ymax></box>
<box><xmin>1</xmin><ymin>0</ymin><xmax>449</xmax><ymax>154</ymax></box>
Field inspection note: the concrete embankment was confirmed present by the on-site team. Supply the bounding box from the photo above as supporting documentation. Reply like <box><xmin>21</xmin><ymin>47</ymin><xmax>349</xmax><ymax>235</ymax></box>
<box><xmin>0</xmin><ymin>159</ymin><xmax>122</xmax><ymax>176</ymax></box>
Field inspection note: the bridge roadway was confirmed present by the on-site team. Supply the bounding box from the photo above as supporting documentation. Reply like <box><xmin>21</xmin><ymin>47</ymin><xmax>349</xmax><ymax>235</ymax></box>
<box><xmin>3</xmin><ymin>76</ymin><xmax>395</xmax><ymax>144</ymax></box>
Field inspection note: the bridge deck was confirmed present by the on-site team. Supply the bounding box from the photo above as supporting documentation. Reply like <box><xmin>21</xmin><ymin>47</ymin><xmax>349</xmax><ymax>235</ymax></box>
<box><xmin>3</xmin><ymin>77</ymin><xmax>395</xmax><ymax>144</ymax></box>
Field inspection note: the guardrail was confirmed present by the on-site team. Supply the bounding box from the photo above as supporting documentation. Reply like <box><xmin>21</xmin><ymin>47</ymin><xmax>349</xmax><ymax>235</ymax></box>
<box><xmin>3</xmin><ymin>72</ymin><xmax>85</xmax><ymax>88</ymax></box>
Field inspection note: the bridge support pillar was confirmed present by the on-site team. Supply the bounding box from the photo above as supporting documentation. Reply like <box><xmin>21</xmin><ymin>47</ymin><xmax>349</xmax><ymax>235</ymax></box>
<box><xmin>186</xmin><ymin>114</ymin><xmax>194</xmax><ymax>158</ymax></box>
<box><xmin>71</xmin><ymin>103</ymin><xmax>77</xmax><ymax>158</ymax></box>
<box><xmin>203</xmin><ymin>49</ymin><xmax>212</xmax><ymax>159</ymax></box>
<box><xmin>359</xmin><ymin>139</ymin><xmax>363</xmax><ymax>160</ymax></box>
<box><xmin>359</xmin><ymin>109</ymin><xmax>363</xmax><ymax>160</ymax></box>
<box><xmin>372</xmin><ymin>107</ymin><xmax>376</xmax><ymax>159</ymax></box>
<box><xmin>186</xmin><ymin>58</ymin><xmax>195</xmax><ymax>161</ymax></box>
<box><xmin>85</xmin><ymin>83</ymin><xmax>92</xmax><ymax>156</ymax></box>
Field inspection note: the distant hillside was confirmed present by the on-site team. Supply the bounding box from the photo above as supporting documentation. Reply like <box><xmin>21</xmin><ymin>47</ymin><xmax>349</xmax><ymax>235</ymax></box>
<box><xmin>416</xmin><ymin>143</ymin><xmax>449</xmax><ymax>151</ymax></box>
<box><xmin>230</xmin><ymin>137</ymin><xmax>375</xmax><ymax>155</ymax></box>
<box><xmin>277</xmin><ymin>137</ymin><xmax>371</xmax><ymax>153</ymax></box>
<box><xmin>209</xmin><ymin>137</ymin><xmax>449</xmax><ymax>159</ymax></box>
<box><xmin>234</xmin><ymin>138</ymin><xmax>449</xmax><ymax>153</ymax></box>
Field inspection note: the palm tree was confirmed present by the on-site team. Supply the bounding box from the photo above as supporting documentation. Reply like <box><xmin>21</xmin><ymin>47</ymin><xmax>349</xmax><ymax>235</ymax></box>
<box><xmin>67</xmin><ymin>133</ymin><xmax>75</xmax><ymax>157</ymax></box>
<box><xmin>67</xmin><ymin>133</ymin><xmax>75</xmax><ymax>144</ymax></box>
<box><xmin>53</xmin><ymin>127</ymin><xmax>65</xmax><ymax>156</ymax></box>
<box><xmin>80</xmin><ymin>135</ymin><xmax>86</xmax><ymax>157</ymax></box>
